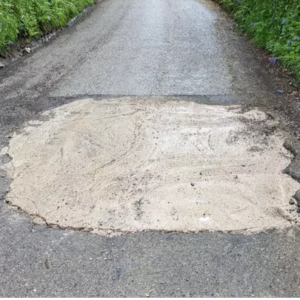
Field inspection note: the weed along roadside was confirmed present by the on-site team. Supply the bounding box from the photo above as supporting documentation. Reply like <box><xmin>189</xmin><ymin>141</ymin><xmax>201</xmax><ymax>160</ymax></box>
<box><xmin>217</xmin><ymin>0</ymin><xmax>300</xmax><ymax>82</ymax></box>
<box><xmin>0</xmin><ymin>0</ymin><xmax>96</xmax><ymax>55</ymax></box>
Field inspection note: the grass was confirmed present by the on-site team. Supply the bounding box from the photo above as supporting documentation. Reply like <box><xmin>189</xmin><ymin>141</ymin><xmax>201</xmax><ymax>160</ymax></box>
<box><xmin>0</xmin><ymin>0</ymin><xmax>94</xmax><ymax>54</ymax></box>
<box><xmin>219</xmin><ymin>0</ymin><xmax>300</xmax><ymax>82</ymax></box>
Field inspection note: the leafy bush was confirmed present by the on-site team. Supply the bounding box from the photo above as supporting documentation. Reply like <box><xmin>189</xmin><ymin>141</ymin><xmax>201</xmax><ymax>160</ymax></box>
<box><xmin>0</xmin><ymin>0</ymin><xmax>94</xmax><ymax>53</ymax></box>
<box><xmin>220</xmin><ymin>0</ymin><xmax>300</xmax><ymax>80</ymax></box>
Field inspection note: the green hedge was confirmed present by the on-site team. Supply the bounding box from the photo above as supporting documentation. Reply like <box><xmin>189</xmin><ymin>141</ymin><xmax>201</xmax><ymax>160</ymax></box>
<box><xmin>220</xmin><ymin>0</ymin><xmax>300</xmax><ymax>81</ymax></box>
<box><xmin>0</xmin><ymin>0</ymin><xmax>94</xmax><ymax>53</ymax></box>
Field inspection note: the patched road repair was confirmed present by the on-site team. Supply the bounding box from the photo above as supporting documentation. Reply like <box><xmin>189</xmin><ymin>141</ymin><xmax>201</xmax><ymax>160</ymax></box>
<box><xmin>0</xmin><ymin>0</ymin><xmax>300</xmax><ymax>297</ymax></box>
<box><xmin>4</xmin><ymin>97</ymin><xmax>299</xmax><ymax>234</ymax></box>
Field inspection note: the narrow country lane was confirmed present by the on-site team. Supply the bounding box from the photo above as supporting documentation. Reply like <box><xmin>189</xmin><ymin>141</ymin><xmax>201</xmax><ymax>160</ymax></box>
<box><xmin>0</xmin><ymin>0</ymin><xmax>300</xmax><ymax>297</ymax></box>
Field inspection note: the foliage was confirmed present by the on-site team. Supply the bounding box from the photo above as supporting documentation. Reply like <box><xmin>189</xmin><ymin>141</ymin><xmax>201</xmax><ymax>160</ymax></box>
<box><xmin>0</xmin><ymin>0</ymin><xmax>94</xmax><ymax>53</ymax></box>
<box><xmin>220</xmin><ymin>0</ymin><xmax>300</xmax><ymax>80</ymax></box>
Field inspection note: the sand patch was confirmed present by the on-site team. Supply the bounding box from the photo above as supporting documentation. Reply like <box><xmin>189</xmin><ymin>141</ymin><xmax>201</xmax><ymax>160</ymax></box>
<box><xmin>3</xmin><ymin>97</ymin><xmax>299</xmax><ymax>235</ymax></box>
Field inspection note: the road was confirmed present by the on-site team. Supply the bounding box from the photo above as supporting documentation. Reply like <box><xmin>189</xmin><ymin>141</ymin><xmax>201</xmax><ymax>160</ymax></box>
<box><xmin>0</xmin><ymin>0</ymin><xmax>300</xmax><ymax>296</ymax></box>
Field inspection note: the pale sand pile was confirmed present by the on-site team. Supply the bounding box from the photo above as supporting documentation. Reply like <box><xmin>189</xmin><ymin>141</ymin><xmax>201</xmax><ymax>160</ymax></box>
<box><xmin>3</xmin><ymin>98</ymin><xmax>299</xmax><ymax>235</ymax></box>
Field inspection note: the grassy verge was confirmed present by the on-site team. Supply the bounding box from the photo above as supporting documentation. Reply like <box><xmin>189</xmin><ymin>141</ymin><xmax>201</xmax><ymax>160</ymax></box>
<box><xmin>219</xmin><ymin>0</ymin><xmax>300</xmax><ymax>82</ymax></box>
<box><xmin>0</xmin><ymin>0</ymin><xmax>94</xmax><ymax>54</ymax></box>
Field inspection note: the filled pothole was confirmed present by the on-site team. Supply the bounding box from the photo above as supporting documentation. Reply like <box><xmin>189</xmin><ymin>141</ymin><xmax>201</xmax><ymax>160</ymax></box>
<box><xmin>3</xmin><ymin>97</ymin><xmax>299</xmax><ymax>235</ymax></box>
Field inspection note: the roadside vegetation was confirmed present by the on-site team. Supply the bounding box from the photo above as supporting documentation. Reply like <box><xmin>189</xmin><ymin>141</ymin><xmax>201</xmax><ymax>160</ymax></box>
<box><xmin>0</xmin><ymin>0</ymin><xmax>94</xmax><ymax>54</ymax></box>
<box><xmin>220</xmin><ymin>0</ymin><xmax>300</xmax><ymax>82</ymax></box>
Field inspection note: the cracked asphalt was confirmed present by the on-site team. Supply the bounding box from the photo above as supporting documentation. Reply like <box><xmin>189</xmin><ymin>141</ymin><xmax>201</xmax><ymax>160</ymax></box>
<box><xmin>0</xmin><ymin>0</ymin><xmax>300</xmax><ymax>297</ymax></box>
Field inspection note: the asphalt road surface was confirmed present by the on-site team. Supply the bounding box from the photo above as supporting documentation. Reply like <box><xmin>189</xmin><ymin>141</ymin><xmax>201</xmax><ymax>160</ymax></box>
<box><xmin>0</xmin><ymin>0</ymin><xmax>300</xmax><ymax>297</ymax></box>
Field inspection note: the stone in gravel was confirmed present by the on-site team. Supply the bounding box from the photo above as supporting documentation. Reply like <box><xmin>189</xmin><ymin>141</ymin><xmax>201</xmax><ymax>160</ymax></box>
<box><xmin>24</xmin><ymin>47</ymin><xmax>31</xmax><ymax>54</ymax></box>
<box><xmin>289</xmin><ymin>199</ymin><xmax>295</xmax><ymax>205</ymax></box>
<box><xmin>274</xmin><ymin>90</ymin><xmax>284</xmax><ymax>94</ymax></box>
<box><xmin>293</xmin><ymin>190</ymin><xmax>300</xmax><ymax>204</ymax></box>
<box><xmin>0</xmin><ymin>62</ymin><xmax>4</xmax><ymax>68</ymax></box>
